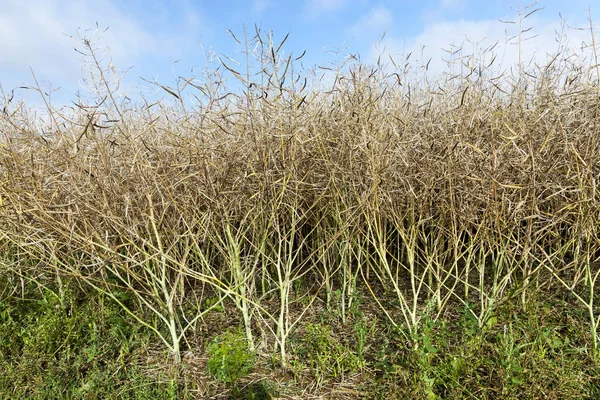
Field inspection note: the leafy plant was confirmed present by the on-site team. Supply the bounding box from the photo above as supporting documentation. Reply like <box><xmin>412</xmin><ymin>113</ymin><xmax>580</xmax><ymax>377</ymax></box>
<box><xmin>300</xmin><ymin>323</ymin><xmax>361</xmax><ymax>384</ymax></box>
<box><xmin>207</xmin><ymin>328</ymin><xmax>256</xmax><ymax>384</ymax></box>
<box><xmin>354</xmin><ymin>319</ymin><xmax>368</xmax><ymax>360</ymax></box>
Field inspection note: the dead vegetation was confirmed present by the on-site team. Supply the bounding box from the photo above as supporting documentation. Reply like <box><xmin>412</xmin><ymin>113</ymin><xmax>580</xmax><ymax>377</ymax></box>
<box><xmin>1</xmin><ymin>9</ymin><xmax>599</xmax><ymax>398</ymax></box>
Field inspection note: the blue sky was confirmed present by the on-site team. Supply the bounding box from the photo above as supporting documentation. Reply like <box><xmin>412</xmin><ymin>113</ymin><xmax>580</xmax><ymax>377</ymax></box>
<box><xmin>0</xmin><ymin>0</ymin><xmax>597</xmax><ymax>108</ymax></box>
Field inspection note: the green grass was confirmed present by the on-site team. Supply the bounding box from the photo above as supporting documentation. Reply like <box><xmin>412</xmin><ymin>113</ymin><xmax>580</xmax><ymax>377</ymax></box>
<box><xmin>0</xmin><ymin>277</ymin><xmax>180</xmax><ymax>400</ymax></box>
<box><xmin>2</xmin><ymin>273</ymin><xmax>598</xmax><ymax>399</ymax></box>
<box><xmin>357</xmin><ymin>292</ymin><xmax>600</xmax><ymax>399</ymax></box>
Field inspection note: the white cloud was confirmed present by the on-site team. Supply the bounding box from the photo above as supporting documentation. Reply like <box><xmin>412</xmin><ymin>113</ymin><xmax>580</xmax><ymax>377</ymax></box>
<box><xmin>306</xmin><ymin>0</ymin><xmax>349</xmax><ymax>17</ymax></box>
<box><xmin>347</xmin><ymin>6</ymin><xmax>392</xmax><ymax>37</ymax></box>
<box><xmin>371</xmin><ymin>15</ymin><xmax>594</xmax><ymax>81</ymax></box>
<box><xmin>0</xmin><ymin>0</ymin><xmax>204</xmax><ymax>108</ymax></box>
<box><xmin>253</xmin><ymin>0</ymin><xmax>271</xmax><ymax>14</ymax></box>
<box><xmin>0</xmin><ymin>1</ymin><xmax>155</xmax><ymax>83</ymax></box>
<box><xmin>440</xmin><ymin>0</ymin><xmax>466</xmax><ymax>10</ymax></box>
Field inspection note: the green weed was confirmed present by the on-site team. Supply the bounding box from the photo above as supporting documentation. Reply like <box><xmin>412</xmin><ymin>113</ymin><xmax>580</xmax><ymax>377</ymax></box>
<box><xmin>207</xmin><ymin>327</ymin><xmax>256</xmax><ymax>385</ymax></box>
